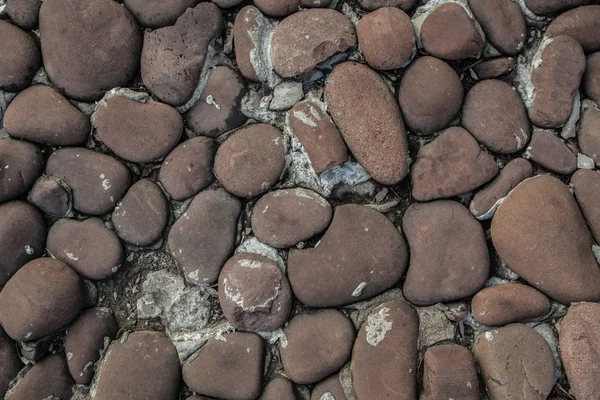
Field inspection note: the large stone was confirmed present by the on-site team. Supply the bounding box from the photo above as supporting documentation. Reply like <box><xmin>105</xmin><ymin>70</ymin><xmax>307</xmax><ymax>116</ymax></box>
<box><xmin>546</xmin><ymin>6</ymin><xmax>600</xmax><ymax>53</ymax></box>
<box><xmin>0</xmin><ymin>138</ymin><xmax>43</xmax><ymax>203</ymax></box>
<box><xmin>525</xmin><ymin>130</ymin><xmax>576</xmax><ymax>174</ymax></box>
<box><xmin>5</xmin><ymin>354</ymin><xmax>73</xmax><ymax>400</ymax></box>
<box><xmin>123</xmin><ymin>0</ymin><xmax>196</xmax><ymax>28</ymax></box>
<box><xmin>5</xmin><ymin>0</ymin><xmax>42</xmax><ymax>30</ymax></box>
<box><xmin>358</xmin><ymin>0</ymin><xmax>417</xmax><ymax>12</ymax></box>
<box><xmin>572</xmin><ymin>169</ymin><xmax>600</xmax><ymax>243</ymax></box>
<box><xmin>468</xmin><ymin>0</ymin><xmax>526</xmax><ymax>56</ymax></box>
<box><xmin>583</xmin><ymin>52</ymin><xmax>600</xmax><ymax>104</ymax></box>
<box><xmin>578</xmin><ymin>102</ymin><xmax>600</xmax><ymax>166</ymax></box>
<box><xmin>0</xmin><ymin>333</ymin><xmax>22</xmax><ymax>398</ymax></box>
<box><xmin>254</xmin><ymin>0</ymin><xmax>299</xmax><ymax>17</ymax></box>
<box><xmin>421</xmin><ymin>344</ymin><xmax>479</xmax><ymax>400</ymax></box>
<box><xmin>0</xmin><ymin>20</ymin><xmax>41</xmax><ymax>92</ymax></box>
<box><xmin>524</xmin><ymin>0</ymin><xmax>586</xmax><ymax>15</ymax></box>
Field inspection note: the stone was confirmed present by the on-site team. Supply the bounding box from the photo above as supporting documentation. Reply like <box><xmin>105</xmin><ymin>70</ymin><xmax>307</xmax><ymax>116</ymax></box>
<box><xmin>213</xmin><ymin>0</ymin><xmax>245</xmax><ymax>7</ymax></box>
<box><xmin>124</xmin><ymin>0</ymin><xmax>196</xmax><ymax>28</ymax></box>
<box><xmin>182</xmin><ymin>332</ymin><xmax>265</xmax><ymax>400</ymax></box>
<box><xmin>168</xmin><ymin>188</ymin><xmax>242</xmax><ymax>285</ymax></box>
<box><xmin>524</xmin><ymin>0</ymin><xmax>586</xmax><ymax>15</ymax></box>
<box><xmin>254</xmin><ymin>0</ymin><xmax>299</xmax><ymax>17</ymax></box>
<box><xmin>27</xmin><ymin>176</ymin><xmax>71</xmax><ymax>218</ymax></box>
<box><xmin>0</xmin><ymin>201</ymin><xmax>46</xmax><ymax>287</ymax></box>
<box><xmin>270</xmin><ymin>81</ymin><xmax>304</xmax><ymax>111</ymax></box>
<box><xmin>186</xmin><ymin>66</ymin><xmax>247</xmax><ymax>138</ymax></box>
<box><xmin>583</xmin><ymin>52</ymin><xmax>600</xmax><ymax>103</ymax></box>
<box><xmin>572</xmin><ymin>170</ymin><xmax>600</xmax><ymax>243</ymax></box>
<box><xmin>159</xmin><ymin>137</ymin><xmax>216</xmax><ymax>201</ymax></box>
<box><xmin>310</xmin><ymin>374</ymin><xmax>346</xmax><ymax>400</ymax></box>
<box><xmin>352</xmin><ymin>301</ymin><xmax>418</xmax><ymax>400</ymax></box>
<box><xmin>39</xmin><ymin>0</ymin><xmax>142</xmax><ymax>101</ymax></box>
<box><xmin>5</xmin><ymin>0</ymin><xmax>42</xmax><ymax>30</ymax></box>
<box><xmin>546</xmin><ymin>6</ymin><xmax>600</xmax><ymax>53</ymax></box>
<box><xmin>94</xmin><ymin>331</ymin><xmax>181</xmax><ymax>400</ymax></box>
<box><xmin>559</xmin><ymin>302</ymin><xmax>600</xmax><ymax>399</ymax></box>
<box><xmin>233</xmin><ymin>6</ymin><xmax>275</xmax><ymax>83</ymax></box>
<box><xmin>94</xmin><ymin>96</ymin><xmax>183</xmax><ymax>163</ymax></box>
<box><xmin>420</xmin><ymin>3</ymin><xmax>485</xmax><ymax>60</ymax></box>
<box><xmin>356</xmin><ymin>7</ymin><xmax>416</xmax><ymax>70</ymax></box>
<box><xmin>421</xmin><ymin>344</ymin><xmax>479</xmax><ymax>400</ymax></box>
<box><xmin>301</xmin><ymin>0</ymin><xmax>333</xmax><ymax>7</ymax></box>
<box><xmin>214</xmin><ymin>124</ymin><xmax>286</xmax><ymax>198</ymax></box>
<box><xmin>470</xmin><ymin>158</ymin><xmax>533</xmax><ymax>220</ymax></box>
<box><xmin>326</xmin><ymin>62</ymin><xmax>409</xmax><ymax>184</ymax></box>
<box><xmin>0</xmin><ymin>21</ymin><xmax>41</xmax><ymax>92</ymax></box>
<box><xmin>4</xmin><ymin>85</ymin><xmax>90</xmax><ymax>146</ymax></box>
<box><xmin>0</xmin><ymin>258</ymin><xmax>84</xmax><ymax>341</ymax></box>
<box><xmin>251</xmin><ymin>188</ymin><xmax>332</xmax><ymax>248</ymax></box>
<box><xmin>5</xmin><ymin>354</ymin><xmax>73</xmax><ymax>400</ymax></box>
<box><xmin>279</xmin><ymin>309</ymin><xmax>355</xmax><ymax>384</ymax></box>
<box><xmin>259</xmin><ymin>376</ymin><xmax>300</xmax><ymax>400</ymax></box>
<box><xmin>398</xmin><ymin>56</ymin><xmax>463</xmax><ymax>134</ymax></box>
<box><xmin>529</xmin><ymin>36</ymin><xmax>586</xmax><ymax>128</ymax></box>
<box><xmin>112</xmin><ymin>179</ymin><xmax>169</xmax><ymax>246</ymax></box>
<box><xmin>491</xmin><ymin>175</ymin><xmax>600</xmax><ymax>303</ymax></box>
<box><xmin>472</xmin><ymin>57</ymin><xmax>516</xmax><ymax>79</ymax></box>
<box><xmin>411</xmin><ymin>127</ymin><xmax>499</xmax><ymax>201</ymax></box>
<box><xmin>0</xmin><ymin>138</ymin><xmax>43</xmax><ymax>203</ymax></box>
<box><xmin>578</xmin><ymin>153</ymin><xmax>595</xmax><ymax>169</ymax></box>
<box><xmin>271</xmin><ymin>9</ymin><xmax>356</xmax><ymax>78</ymax></box>
<box><xmin>475</xmin><ymin>324</ymin><xmax>555</xmax><ymax>400</ymax></box>
<box><xmin>65</xmin><ymin>307</ymin><xmax>118</xmax><ymax>385</ymax></box>
<box><xmin>402</xmin><ymin>200</ymin><xmax>489</xmax><ymax>306</ymax></box>
<box><xmin>0</xmin><ymin>333</ymin><xmax>22</xmax><ymax>398</ymax></box>
<box><xmin>288</xmin><ymin>204</ymin><xmax>408</xmax><ymax>307</ymax></box>
<box><xmin>141</xmin><ymin>2</ymin><xmax>223</xmax><ymax>106</ymax></box>
<box><xmin>358</xmin><ymin>0</ymin><xmax>417</xmax><ymax>12</ymax></box>
<box><xmin>525</xmin><ymin>130</ymin><xmax>576</xmax><ymax>174</ymax></box>
<box><xmin>219</xmin><ymin>253</ymin><xmax>292</xmax><ymax>332</ymax></box>
<box><xmin>46</xmin><ymin>148</ymin><xmax>132</xmax><ymax>215</ymax></box>
<box><xmin>578</xmin><ymin>102</ymin><xmax>600</xmax><ymax>166</ymax></box>
<box><xmin>47</xmin><ymin>218</ymin><xmax>123</xmax><ymax>280</ymax></box>
<box><xmin>468</xmin><ymin>0</ymin><xmax>526</xmax><ymax>56</ymax></box>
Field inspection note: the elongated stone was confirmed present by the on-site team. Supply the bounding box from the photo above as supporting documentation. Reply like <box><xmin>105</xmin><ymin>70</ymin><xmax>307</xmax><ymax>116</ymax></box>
<box><xmin>0</xmin><ymin>20</ymin><xmax>41</xmax><ymax>92</ymax></box>
<box><xmin>546</xmin><ymin>6</ymin><xmax>600</xmax><ymax>53</ymax></box>
<box><xmin>0</xmin><ymin>138</ymin><xmax>43</xmax><ymax>203</ymax></box>
<box><xmin>468</xmin><ymin>0</ymin><xmax>526</xmax><ymax>56</ymax></box>
<box><xmin>123</xmin><ymin>0</ymin><xmax>196</xmax><ymax>28</ymax></box>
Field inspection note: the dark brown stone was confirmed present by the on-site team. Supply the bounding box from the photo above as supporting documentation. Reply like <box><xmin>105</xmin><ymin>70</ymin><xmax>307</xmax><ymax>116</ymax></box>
<box><xmin>5</xmin><ymin>354</ymin><xmax>73</xmax><ymax>400</ymax></box>
<box><xmin>311</xmin><ymin>374</ymin><xmax>346</xmax><ymax>400</ymax></box>
<box><xmin>0</xmin><ymin>20</ymin><xmax>40</xmax><ymax>92</ymax></box>
<box><xmin>259</xmin><ymin>376</ymin><xmax>300</xmax><ymax>400</ymax></box>
<box><xmin>526</xmin><ymin>130</ymin><xmax>576</xmax><ymax>174</ymax></box>
<box><xmin>254</xmin><ymin>0</ymin><xmax>299</xmax><ymax>17</ymax></box>
<box><xmin>5</xmin><ymin>0</ymin><xmax>41</xmax><ymax>30</ymax></box>
<box><xmin>358</xmin><ymin>0</ymin><xmax>417</xmax><ymax>12</ymax></box>
<box><xmin>421</xmin><ymin>344</ymin><xmax>479</xmax><ymax>400</ymax></box>
<box><xmin>468</xmin><ymin>0</ymin><xmax>526</xmax><ymax>56</ymax></box>
<box><xmin>578</xmin><ymin>102</ymin><xmax>600</xmax><ymax>166</ymax></box>
<box><xmin>546</xmin><ymin>6</ymin><xmax>600</xmax><ymax>53</ymax></box>
<box><xmin>524</xmin><ymin>0</ymin><xmax>586</xmax><ymax>15</ymax></box>
<box><xmin>0</xmin><ymin>138</ymin><xmax>43</xmax><ymax>203</ymax></box>
<box><xmin>124</xmin><ymin>0</ymin><xmax>196</xmax><ymax>28</ymax></box>
<box><xmin>27</xmin><ymin>176</ymin><xmax>71</xmax><ymax>218</ymax></box>
<box><xmin>0</xmin><ymin>333</ymin><xmax>22</xmax><ymax>398</ymax></box>
<box><xmin>213</xmin><ymin>0</ymin><xmax>245</xmax><ymax>7</ymax></box>
<box><xmin>572</xmin><ymin>169</ymin><xmax>600</xmax><ymax>243</ymax></box>
<box><xmin>472</xmin><ymin>57</ymin><xmax>516</xmax><ymax>80</ymax></box>
<box><xmin>583</xmin><ymin>52</ymin><xmax>600</xmax><ymax>103</ymax></box>
<box><xmin>301</xmin><ymin>0</ymin><xmax>333</xmax><ymax>7</ymax></box>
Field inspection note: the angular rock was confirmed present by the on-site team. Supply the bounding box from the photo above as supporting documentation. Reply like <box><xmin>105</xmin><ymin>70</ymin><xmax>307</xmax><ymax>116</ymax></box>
<box><xmin>233</xmin><ymin>6</ymin><xmax>274</xmax><ymax>83</ymax></box>
<box><xmin>578</xmin><ymin>102</ymin><xmax>600</xmax><ymax>166</ymax></box>
<box><xmin>310</xmin><ymin>374</ymin><xmax>346</xmax><ymax>400</ymax></box>
<box><xmin>546</xmin><ymin>6</ymin><xmax>600</xmax><ymax>53</ymax></box>
<box><xmin>5</xmin><ymin>0</ymin><xmax>42</xmax><ymax>30</ymax></box>
<box><xmin>472</xmin><ymin>57</ymin><xmax>516</xmax><ymax>80</ymax></box>
<box><xmin>4</xmin><ymin>85</ymin><xmax>90</xmax><ymax>146</ymax></box>
<box><xmin>259</xmin><ymin>376</ymin><xmax>300</xmax><ymax>400</ymax></box>
<box><xmin>27</xmin><ymin>176</ymin><xmax>71</xmax><ymax>218</ymax></box>
<box><xmin>0</xmin><ymin>333</ymin><xmax>22</xmax><ymax>398</ymax></box>
<box><xmin>572</xmin><ymin>170</ymin><xmax>600</xmax><ymax>243</ymax></box>
<box><xmin>254</xmin><ymin>0</ymin><xmax>299</xmax><ymax>17</ymax></box>
<box><xmin>0</xmin><ymin>20</ymin><xmax>41</xmax><ymax>92</ymax></box>
<box><xmin>279</xmin><ymin>309</ymin><xmax>354</xmax><ymax>384</ymax></box>
<box><xmin>421</xmin><ymin>344</ymin><xmax>479</xmax><ymax>400</ymax></box>
<box><xmin>411</xmin><ymin>127</ymin><xmax>499</xmax><ymax>201</ymax></box>
<box><xmin>0</xmin><ymin>138</ymin><xmax>43</xmax><ymax>203</ymax></box>
<box><xmin>358</xmin><ymin>0</ymin><xmax>417</xmax><ymax>12</ymax></box>
<box><xmin>141</xmin><ymin>2</ymin><xmax>223</xmax><ymax>106</ymax></box>
<box><xmin>525</xmin><ymin>130</ymin><xmax>576</xmax><ymax>174</ymax></box>
<box><xmin>124</xmin><ymin>0</ymin><xmax>196</xmax><ymax>28</ymax></box>
<box><xmin>583</xmin><ymin>52</ymin><xmax>600</xmax><ymax>103</ymax></box>
<box><xmin>270</xmin><ymin>81</ymin><xmax>304</xmax><ymax>111</ymax></box>
<box><xmin>288</xmin><ymin>205</ymin><xmax>408</xmax><ymax>307</ymax></box>
<box><xmin>468</xmin><ymin>0</ymin><xmax>526</xmax><ymax>56</ymax></box>
<box><xmin>398</xmin><ymin>56</ymin><xmax>463</xmax><ymax>134</ymax></box>
<box><xmin>524</xmin><ymin>0</ymin><xmax>586</xmax><ymax>15</ymax></box>
<box><xmin>5</xmin><ymin>354</ymin><xmax>73</xmax><ymax>400</ymax></box>
<box><xmin>491</xmin><ymin>175</ymin><xmax>600</xmax><ymax>303</ymax></box>
<box><xmin>168</xmin><ymin>188</ymin><xmax>242</xmax><ymax>285</ymax></box>
<box><xmin>326</xmin><ymin>62</ymin><xmax>409</xmax><ymax>184</ymax></box>
<box><xmin>39</xmin><ymin>0</ymin><xmax>142</xmax><ymax>101</ymax></box>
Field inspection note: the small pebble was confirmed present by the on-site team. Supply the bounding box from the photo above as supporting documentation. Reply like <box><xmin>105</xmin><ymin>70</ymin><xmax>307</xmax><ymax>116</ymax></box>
<box><xmin>5</xmin><ymin>0</ymin><xmax>41</xmax><ymax>30</ymax></box>
<box><xmin>525</xmin><ymin>130</ymin><xmax>577</xmax><ymax>174</ymax></box>
<box><xmin>27</xmin><ymin>176</ymin><xmax>71</xmax><ymax>218</ymax></box>
<box><xmin>472</xmin><ymin>57</ymin><xmax>515</xmax><ymax>80</ymax></box>
<box><xmin>5</xmin><ymin>354</ymin><xmax>74</xmax><ymax>400</ymax></box>
<box><xmin>269</xmin><ymin>81</ymin><xmax>304</xmax><ymax>111</ymax></box>
<box><xmin>577</xmin><ymin>153</ymin><xmax>595</xmax><ymax>170</ymax></box>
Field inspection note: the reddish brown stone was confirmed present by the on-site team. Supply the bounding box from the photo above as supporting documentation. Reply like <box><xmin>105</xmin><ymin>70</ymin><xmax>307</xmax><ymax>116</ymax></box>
<box><xmin>0</xmin><ymin>138</ymin><xmax>43</xmax><ymax>203</ymax></box>
<box><xmin>213</xmin><ymin>0</ymin><xmax>245</xmax><ymax>7</ymax></box>
<box><xmin>468</xmin><ymin>0</ymin><xmax>526</xmax><ymax>56</ymax></box>
<box><xmin>421</xmin><ymin>344</ymin><xmax>479</xmax><ymax>400</ymax></box>
<box><xmin>546</xmin><ymin>6</ymin><xmax>600</xmax><ymax>53</ymax></box>
<box><xmin>301</xmin><ymin>0</ymin><xmax>333</xmax><ymax>7</ymax></box>
<box><xmin>254</xmin><ymin>0</ymin><xmax>299</xmax><ymax>16</ymax></box>
<box><xmin>0</xmin><ymin>20</ymin><xmax>41</xmax><ymax>92</ymax></box>
<box><xmin>578</xmin><ymin>102</ymin><xmax>600</xmax><ymax>166</ymax></box>
<box><xmin>572</xmin><ymin>170</ymin><xmax>600</xmax><ymax>243</ymax></box>
<box><xmin>524</xmin><ymin>0</ymin><xmax>586</xmax><ymax>15</ymax></box>
<box><xmin>583</xmin><ymin>52</ymin><xmax>600</xmax><ymax>103</ymax></box>
<box><xmin>123</xmin><ymin>0</ymin><xmax>196</xmax><ymax>28</ymax></box>
<box><xmin>311</xmin><ymin>374</ymin><xmax>346</xmax><ymax>400</ymax></box>
<box><xmin>472</xmin><ymin>57</ymin><xmax>516</xmax><ymax>80</ymax></box>
<box><xmin>233</xmin><ymin>6</ymin><xmax>270</xmax><ymax>83</ymax></box>
<box><xmin>0</xmin><ymin>333</ymin><xmax>22</xmax><ymax>398</ymax></box>
<box><xmin>526</xmin><ymin>130</ymin><xmax>576</xmax><ymax>174</ymax></box>
<box><xmin>358</xmin><ymin>0</ymin><xmax>417</xmax><ymax>12</ymax></box>
<box><xmin>259</xmin><ymin>376</ymin><xmax>300</xmax><ymax>400</ymax></box>
<box><xmin>27</xmin><ymin>176</ymin><xmax>71</xmax><ymax>218</ymax></box>
<box><xmin>5</xmin><ymin>354</ymin><xmax>73</xmax><ymax>400</ymax></box>
<box><xmin>5</xmin><ymin>0</ymin><xmax>41</xmax><ymax>30</ymax></box>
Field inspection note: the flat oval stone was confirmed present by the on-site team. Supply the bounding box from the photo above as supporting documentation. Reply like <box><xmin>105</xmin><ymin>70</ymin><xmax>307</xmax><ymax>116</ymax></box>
<box><xmin>0</xmin><ymin>201</ymin><xmax>46</xmax><ymax>286</ymax></box>
<box><xmin>5</xmin><ymin>354</ymin><xmax>73</xmax><ymax>400</ymax></box>
<box><xmin>254</xmin><ymin>0</ymin><xmax>299</xmax><ymax>17</ymax></box>
<box><xmin>271</xmin><ymin>9</ymin><xmax>356</xmax><ymax>78</ymax></box>
<box><xmin>0</xmin><ymin>333</ymin><xmax>22</xmax><ymax>397</ymax></box>
<box><xmin>112</xmin><ymin>179</ymin><xmax>169</xmax><ymax>246</ymax></box>
<box><xmin>491</xmin><ymin>175</ymin><xmax>600</xmax><ymax>303</ymax></box>
<box><xmin>168</xmin><ymin>188</ymin><xmax>242</xmax><ymax>285</ymax></box>
<box><xmin>251</xmin><ymin>188</ymin><xmax>332</xmax><ymax>248</ymax></box>
<box><xmin>65</xmin><ymin>307</ymin><xmax>118</xmax><ymax>385</ymax></box>
<box><xmin>475</xmin><ymin>324</ymin><xmax>555</xmax><ymax>399</ymax></box>
<box><xmin>0</xmin><ymin>138</ymin><xmax>43</xmax><ymax>203</ymax></box>
<box><xmin>0</xmin><ymin>258</ymin><xmax>84</xmax><ymax>341</ymax></box>
<box><xmin>472</xmin><ymin>57</ymin><xmax>516</xmax><ymax>80</ymax></box>
<box><xmin>462</xmin><ymin>79</ymin><xmax>530</xmax><ymax>154</ymax></box>
<box><xmin>572</xmin><ymin>170</ymin><xmax>600</xmax><ymax>243</ymax></box>
<box><xmin>421</xmin><ymin>344</ymin><xmax>479</xmax><ymax>400</ymax></box>
<box><xmin>398</xmin><ymin>56</ymin><xmax>463</xmax><ymax>135</ymax></box>
<box><xmin>46</xmin><ymin>148</ymin><xmax>132</xmax><ymax>215</ymax></box>
<box><xmin>5</xmin><ymin>0</ymin><xmax>41</xmax><ymax>30</ymax></box>
<box><xmin>525</xmin><ymin>130</ymin><xmax>576</xmax><ymax>174</ymax></box>
<box><xmin>259</xmin><ymin>376</ymin><xmax>300</xmax><ymax>400</ymax></box>
<box><xmin>27</xmin><ymin>176</ymin><xmax>72</xmax><ymax>218</ymax></box>
<box><xmin>546</xmin><ymin>6</ymin><xmax>600</xmax><ymax>53</ymax></box>
<box><xmin>124</xmin><ymin>0</ymin><xmax>196</xmax><ymax>28</ymax></box>
<box><xmin>213</xmin><ymin>0</ymin><xmax>245</xmax><ymax>7</ymax></box>
<box><xmin>356</xmin><ymin>7</ymin><xmax>416</xmax><ymax>70</ymax></box>
<box><xmin>95</xmin><ymin>96</ymin><xmax>183</xmax><ymax>163</ymax></box>
<box><xmin>524</xmin><ymin>0</ymin><xmax>585</xmax><ymax>15</ymax></box>
<box><xmin>411</xmin><ymin>127</ymin><xmax>499</xmax><ymax>202</ymax></box>
<box><xmin>468</xmin><ymin>0</ymin><xmax>526</xmax><ymax>56</ymax></box>
<box><xmin>0</xmin><ymin>20</ymin><xmax>41</xmax><ymax>92</ymax></box>
<box><xmin>578</xmin><ymin>102</ymin><xmax>600</xmax><ymax>166</ymax></box>
<box><xmin>233</xmin><ymin>6</ymin><xmax>272</xmax><ymax>83</ymax></box>
<box><xmin>141</xmin><ymin>2</ymin><xmax>223</xmax><ymax>106</ymax></box>
<box><xmin>472</xmin><ymin>283</ymin><xmax>551</xmax><ymax>326</ymax></box>
<box><xmin>186</xmin><ymin>66</ymin><xmax>247</xmax><ymax>138</ymax></box>
<box><xmin>288</xmin><ymin>204</ymin><xmax>408</xmax><ymax>307</ymax></box>
<box><xmin>214</xmin><ymin>124</ymin><xmax>286</xmax><ymax>198</ymax></box>
<box><xmin>4</xmin><ymin>85</ymin><xmax>90</xmax><ymax>146</ymax></box>
<box><xmin>39</xmin><ymin>0</ymin><xmax>142</xmax><ymax>101</ymax></box>
<box><xmin>47</xmin><ymin>217</ymin><xmax>123</xmax><ymax>280</ymax></box>
<box><xmin>311</xmin><ymin>374</ymin><xmax>346</xmax><ymax>400</ymax></box>
<box><xmin>529</xmin><ymin>35</ymin><xmax>586</xmax><ymax>128</ymax></box>
<box><xmin>218</xmin><ymin>253</ymin><xmax>292</xmax><ymax>332</ymax></box>
<box><xmin>326</xmin><ymin>62</ymin><xmax>409</xmax><ymax>184</ymax></box>
<box><xmin>583</xmin><ymin>52</ymin><xmax>600</xmax><ymax>103</ymax></box>
<box><xmin>279</xmin><ymin>309</ymin><xmax>354</xmax><ymax>384</ymax></box>
<box><xmin>352</xmin><ymin>301</ymin><xmax>418</xmax><ymax>399</ymax></box>
<box><xmin>403</xmin><ymin>201</ymin><xmax>488</xmax><ymax>306</ymax></box>
<box><xmin>182</xmin><ymin>332</ymin><xmax>264</xmax><ymax>400</ymax></box>
<box><xmin>358</xmin><ymin>0</ymin><xmax>417</xmax><ymax>12</ymax></box>
<box><xmin>94</xmin><ymin>331</ymin><xmax>180</xmax><ymax>400</ymax></box>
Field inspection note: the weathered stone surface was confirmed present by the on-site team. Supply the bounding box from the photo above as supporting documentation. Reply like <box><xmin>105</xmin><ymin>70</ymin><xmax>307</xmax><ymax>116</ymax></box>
<box><xmin>95</xmin><ymin>96</ymin><xmax>183</xmax><ymax>163</ymax></box>
<box><xmin>572</xmin><ymin>170</ymin><xmax>600</xmax><ymax>243</ymax></box>
<box><xmin>326</xmin><ymin>62</ymin><xmax>409</xmax><ymax>184</ymax></box>
<box><xmin>288</xmin><ymin>205</ymin><xmax>408</xmax><ymax>307</ymax></box>
<box><xmin>0</xmin><ymin>333</ymin><xmax>22</xmax><ymax>398</ymax></box>
<box><xmin>526</xmin><ymin>130</ymin><xmax>576</xmax><ymax>174</ymax></box>
<box><xmin>524</xmin><ymin>0</ymin><xmax>585</xmax><ymax>15</ymax></box>
<box><xmin>578</xmin><ymin>102</ymin><xmax>600</xmax><ymax>166</ymax></box>
<box><xmin>546</xmin><ymin>6</ymin><xmax>600</xmax><ymax>53</ymax></box>
<box><xmin>124</xmin><ymin>0</ymin><xmax>196</xmax><ymax>28</ymax></box>
<box><xmin>475</xmin><ymin>324</ymin><xmax>555</xmax><ymax>400</ymax></box>
<box><xmin>491</xmin><ymin>175</ymin><xmax>600</xmax><ymax>303</ymax></box>
<box><xmin>402</xmin><ymin>201</ymin><xmax>489</xmax><ymax>306</ymax></box>
<box><xmin>39</xmin><ymin>0</ymin><xmax>142</xmax><ymax>101</ymax></box>
<box><xmin>5</xmin><ymin>354</ymin><xmax>73</xmax><ymax>400</ymax></box>
<box><xmin>168</xmin><ymin>188</ymin><xmax>242</xmax><ymax>285</ymax></box>
<box><xmin>0</xmin><ymin>258</ymin><xmax>84</xmax><ymax>341</ymax></box>
<box><xmin>213</xmin><ymin>0</ymin><xmax>245</xmax><ymax>7</ymax></box>
<box><xmin>310</xmin><ymin>374</ymin><xmax>346</xmax><ymax>400</ymax></box>
<box><xmin>182</xmin><ymin>332</ymin><xmax>264</xmax><ymax>400</ymax></box>
<box><xmin>4</xmin><ymin>85</ymin><xmax>90</xmax><ymax>146</ymax></box>
<box><xmin>214</xmin><ymin>124</ymin><xmax>286</xmax><ymax>198</ymax></box>
<box><xmin>5</xmin><ymin>0</ymin><xmax>42</xmax><ymax>30</ymax></box>
<box><xmin>352</xmin><ymin>301</ymin><xmax>418</xmax><ymax>400</ymax></box>
<box><xmin>254</xmin><ymin>0</ymin><xmax>299</xmax><ymax>17</ymax></box>
<box><xmin>472</xmin><ymin>57</ymin><xmax>516</xmax><ymax>79</ymax></box>
<box><xmin>358</xmin><ymin>0</ymin><xmax>417</xmax><ymax>12</ymax></box>
<box><xmin>233</xmin><ymin>6</ymin><xmax>272</xmax><ymax>83</ymax></box>
<box><xmin>0</xmin><ymin>20</ymin><xmax>41</xmax><ymax>92</ymax></box>
<box><xmin>95</xmin><ymin>331</ymin><xmax>181</xmax><ymax>400</ymax></box>
<box><xmin>583</xmin><ymin>52</ymin><xmax>600</xmax><ymax>103</ymax></box>
<box><xmin>301</xmin><ymin>0</ymin><xmax>333</xmax><ymax>7</ymax></box>
<box><xmin>269</xmin><ymin>81</ymin><xmax>304</xmax><ymax>111</ymax></box>
<box><xmin>259</xmin><ymin>376</ymin><xmax>300</xmax><ymax>400</ymax></box>
<box><xmin>421</xmin><ymin>344</ymin><xmax>479</xmax><ymax>400</ymax></box>
<box><xmin>398</xmin><ymin>56</ymin><xmax>463</xmax><ymax>134</ymax></box>
<box><xmin>27</xmin><ymin>176</ymin><xmax>71</xmax><ymax>218</ymax></box>
<box><xmin>411</xmin><ymin>127</ymin><xmax>499</xmax><ymax>201</ymax></box>
<box><xmin>279</xmin><ymin>309</ymin><xmax>354</xmax><ymax>384</ymax></box>
<box><xmin>469</xmin><ymin>0</ymin><xmax>525</xmax><ymax>56</ymax></box>
<box><xmin>46</xmin><ymin>148</ymin><xmax>132</xmax><ymax>215</ymax></box>
<box><xmin>0</xmin><ymin>138</ymin><xmax>43</xmax><ymax>203</ymax></box>
<box><xmin>141</xmin><ymin>2</ymin><xmax>223</xmax><ymax>106</ymax></box>
<box><xmin>271</xmin><ymin>9</ymin><xmax>356</xmax><ymax>78</ymax></box>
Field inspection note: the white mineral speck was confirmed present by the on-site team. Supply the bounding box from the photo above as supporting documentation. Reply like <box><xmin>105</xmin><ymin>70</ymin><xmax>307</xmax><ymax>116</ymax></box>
<box><xmin>366</xmin><ymin>307</ymin><xmax>393</xmax><ymax>346</ymax></box>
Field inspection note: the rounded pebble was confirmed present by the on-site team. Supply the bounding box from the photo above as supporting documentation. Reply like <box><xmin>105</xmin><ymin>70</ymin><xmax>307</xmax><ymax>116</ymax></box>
<box><xmin>5</xmin><ymin>354</ymin><xmax>73</xmax><ymax>400</ymax></box>
<box><xmin>254</xmin><ymin>0</ymin><xmax>299</xmax><ymax>17</ymax></box>
<box><xmin>472</xmin><ymin>57</ymin><xmax>515</xmax><ymax>80</ymax></box>
<box><xmin>468</xmin><ymin>0</ymin><xmax>526</xmax><ymax>56</ymax></box>
<box><xmin>583</xmin><ymin>52</ymin><xmax>600</xmax><ymax>104</ymax></box>
<box><xmin>525</xmin><ymin>130</ymin><xmax>576</xmax><ymax>174</ymax></box>
<box><xmin>0</xmin><ymin>138</ymin><xmax>43</xmax><ymax>203</ymax></box>
<box><xmin>546</xmin><ymin>6</ymin><xmax>600</xmax><ymax>53</ymax></box>
<box><xmin>358</xmin><ymin>0</ymin><xmax>417</xmax><ymax>12</ymax></box>
<box><xmin>0</xmin><ymin>20</ymin><xmax>41</xmax><ymax>92</ymax></box>
<box><xmin>524</xmin><ymin>0</ymin><xmax>585</xmax><ymax>15</ymax></box>
<box><xmin>27</xmin><ymin>176</ymin><xmax>71</xmax><ymax>218</ymax></box>
<box><xmin>259</xmin><ymin>376</ymin><xmax>300</xmax><ymax>400</ymax></box>
<box><xmin>123</xmin><ymin>0</ymin><xmax>197</xmax><ymax>28</ymax></box>
<box><xmin>5</xmin><ymin>0</ymin><xmax>41</xmax><ymax>30</ymax></box>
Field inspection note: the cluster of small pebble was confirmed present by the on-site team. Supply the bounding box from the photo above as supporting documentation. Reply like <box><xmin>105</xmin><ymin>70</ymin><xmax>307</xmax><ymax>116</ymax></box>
<box><xmin>0</xmin><ymin>0</ymin><xmax>600</xmax><ymax>399</ymax></box>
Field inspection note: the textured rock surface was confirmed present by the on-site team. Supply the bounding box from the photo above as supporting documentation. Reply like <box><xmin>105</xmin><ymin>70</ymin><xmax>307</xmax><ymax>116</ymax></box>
<box><xmin>468</xmin><ymin>0</ymin><xmax>525</xmax><ymax>56</ymax></box>
<box><xmin>358</xmin><ymin>0</ymin><xmax>417</xmax><ymax>11</ymax></box>
<box><xmin>578</xmin><ymin>102</ymin><xmax>600</xmax><ymax>166</ymax></box>
<box><xmin>0</xmin><ymin>138</ymin><xmax>43</xmax><ymax>203</ymax></box>
<box><xmin>421</xmin><ymin>344</ymin><xmax>479</xmax><ymax>400</ymax></box>
<box><xmin>5</xmin><ymin>0</ymin><xmax>41</xmax><ymax>30</ymax></box>
<box><xmin>259</xmin><ymin>376</ymin><xmax>300</xmax><ymax>400</ymax></box>
<box><xmin>526</xmin><ymin>130</ymin><xmax>576</xmax><ymax>174</ymax></box>
<box><xmin>0</xmin><ymin>333</ymin><xmax>23</xmax><ymax>398</ymax></box>
<box><xmin>546</xmin><ymin>6</ymin><xmax>600</xmax><ymax>53</ymax></box>
<box><xmin>0</xmin><ymin>20</ymin><xmax>41</xmax><ymax>92</ymax></box>
<box><xmin>524</xmin><ymin>0</ymin><xmax>585</xmax><ymax>15</ymax></box>
<box><xmin>583</xmin><ymin>52</ymin><xmax>600</xmax><ymax>103</ymax></box>
<box><xmin>310</xmin><ymin>374</ymin><xmax>346</xmax><ymax>400</ymax></box>
<box><xmin>123</xmin><ymin>0</ymin><xmax>197</xmax><ymax>28</ymax></box>
<box><xmin>27</xmin><ymin>176</ymin><xmax>71</xmax><ymax>218</ymax></box>
<box><xmin>472</xmin><ymin>57</ymin><xmax>515</xmax><ymax>79</ymax></box>
<box><xmin>5</xmin><ymin>354</ymin><xmax>74</xmax><ymax>400</ymax></box>
<box><xmin>572</xmin><ymin>169</ymin><xmax>600</xmax><ymax>243</ymax></box>
<box><xmin>254</xmin><ymin>0</ymin><xmax>299</xmax><ymax>17</ymax></box>
<box><xmin>233</xmin><ymin>6</ymin><xmax>273</xmax><ymax>83</ymax></box>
